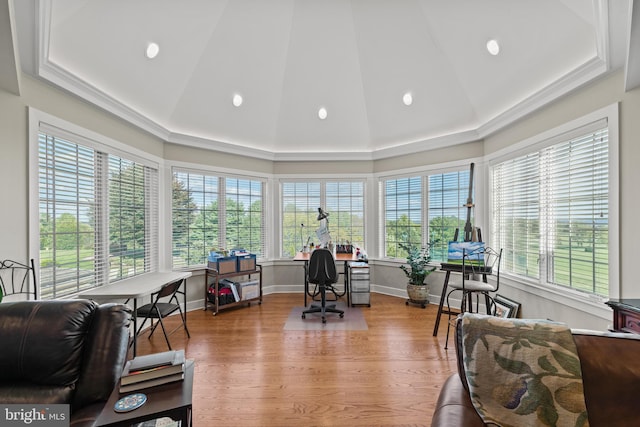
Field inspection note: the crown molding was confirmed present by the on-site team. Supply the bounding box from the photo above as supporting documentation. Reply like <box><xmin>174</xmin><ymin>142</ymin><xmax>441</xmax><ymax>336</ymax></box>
<box><xmin>33</xmin><ymin>0</ymin><xmax>615</xmax><ymax>163</ymax></box>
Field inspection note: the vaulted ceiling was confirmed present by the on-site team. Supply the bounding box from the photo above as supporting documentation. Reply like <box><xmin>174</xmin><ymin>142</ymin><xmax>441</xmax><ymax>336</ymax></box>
<box><xmin>7</xmin><ymin>0</ymin><xmax>639</xmax><ymax>160</ymax></box>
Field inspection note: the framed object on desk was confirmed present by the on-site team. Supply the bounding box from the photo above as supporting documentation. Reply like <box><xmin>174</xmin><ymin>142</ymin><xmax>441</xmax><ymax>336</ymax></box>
<box><xmin>494</xmin><ymin>294</ymin><xmax>520</xmax><ymax>318</ymax></box>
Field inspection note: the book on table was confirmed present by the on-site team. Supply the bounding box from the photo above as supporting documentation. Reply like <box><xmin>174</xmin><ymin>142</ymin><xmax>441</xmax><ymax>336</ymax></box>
<box><xmin>119</xmin><ymin>372</ymin><xmax>185</xmax><ymax>394</ymax></box>
<box><xmin>121</xmin><ymin>349</ymin><xmax>185</xmax><ymax>386</ymax></box>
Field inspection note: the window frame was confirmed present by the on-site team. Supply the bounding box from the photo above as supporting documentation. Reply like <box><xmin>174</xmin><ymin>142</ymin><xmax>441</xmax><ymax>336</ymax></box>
<box><xmin>279</xmin><ymin>178</ymin><xmax>367</xmax><ymax>258</ymax></box>
<box><xmin>487</xmin><ymin>104</ymin><xmax>619</xmax><ymax>301</ymax></box>
<box><xmin>377</xmin><ymin>162</ymin><xmax>481</xmax><ymax>262</ymax></box>
<box><xmin>29</xmin><ymin>109</ymin><xmax>162</xmax><ymax>299</ymax></box>
<box><xmin>170</xmin><ymin>165</ymin><xmax>268</xmax><ymax>268</ymax></box>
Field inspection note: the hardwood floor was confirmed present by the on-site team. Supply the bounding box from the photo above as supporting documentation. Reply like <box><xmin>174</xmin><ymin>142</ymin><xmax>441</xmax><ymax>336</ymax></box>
<box><xmin>133</xmin><ymin>293</ymin><xmax>458</xmax><ymax>427</ymax></box>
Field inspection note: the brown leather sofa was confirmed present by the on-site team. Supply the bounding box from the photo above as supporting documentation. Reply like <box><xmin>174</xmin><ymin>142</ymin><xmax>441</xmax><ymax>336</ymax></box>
<box><xmin>0</xmin><ymin>299</ymin><xmax>131</xmax><ymax>427</ymax></box>
<box><xmin>431</xmin><ymin>320</ymin><xmax>640</xmax><ymax>427</ymax></box>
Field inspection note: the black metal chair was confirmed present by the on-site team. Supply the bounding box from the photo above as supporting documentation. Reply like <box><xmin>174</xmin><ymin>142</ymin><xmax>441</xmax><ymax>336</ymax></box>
<box><xmin>0</xmin><ymin>259</ymin><xmax>37</xmax><ymax>301</ymax></box>
<box><xmin>444</xmin><ymin>246</ymin><xmax>503</xmax><ymax>349</ymax></box>
<box><xmin>134</xmin><ymin>278</ymin><xmax>190</xmax><ymax>350</ymax></box>
<box><xmin>302</xmin><ymin>249</ymin><xmax>345</xmax><ymax>324</ymax></box>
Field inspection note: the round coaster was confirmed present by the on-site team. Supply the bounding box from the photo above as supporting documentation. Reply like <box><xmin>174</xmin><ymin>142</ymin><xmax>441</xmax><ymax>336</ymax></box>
<box><xmin>114</xmin><ymin>393</ymin><xmax>147</xmax><ymax>413</ymax></box>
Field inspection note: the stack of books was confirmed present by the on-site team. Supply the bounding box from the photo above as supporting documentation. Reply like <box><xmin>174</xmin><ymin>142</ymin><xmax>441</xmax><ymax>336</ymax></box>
<box><xmin>119</xmin><ymin>349</ymin><xmax>185</xmax><ymax>393</ymax></box>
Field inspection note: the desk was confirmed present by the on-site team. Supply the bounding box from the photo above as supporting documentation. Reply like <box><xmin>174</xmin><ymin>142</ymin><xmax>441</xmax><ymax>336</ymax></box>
<box><xmin>79</xmin><ymin>271</ymin><xmax>192</xmax><ymax>356</ymax></box>
<box><xmin>432</xmin><ymin>263</ymin><xmax>492</xmax><ymax>336</ymax></box>
<box><xmin>96</xmin><ymin>359</ymin><xmax>194</xmax><ymax>427</ymax></box>
<box><xmin>293</xmin><ymin>252</ymin><xmax>358</xmax><ymax>307</ymax></box>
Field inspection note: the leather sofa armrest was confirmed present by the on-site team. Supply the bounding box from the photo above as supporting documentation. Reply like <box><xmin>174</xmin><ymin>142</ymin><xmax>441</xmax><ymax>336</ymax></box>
<box><xmin>431</xmin><ymin>374</ymin><xmax>485</xmax><ymax>427</ymax></box>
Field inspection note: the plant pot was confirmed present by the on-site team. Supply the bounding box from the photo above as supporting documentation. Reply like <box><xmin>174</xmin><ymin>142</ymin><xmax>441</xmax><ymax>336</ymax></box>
<box><xmin>406</xmin><ymin>283</ymin><xmax>429</xmax><ymax>308</ymax></box>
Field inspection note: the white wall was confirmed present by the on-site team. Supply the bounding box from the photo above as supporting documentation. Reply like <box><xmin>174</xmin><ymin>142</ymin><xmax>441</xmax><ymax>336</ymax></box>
<box><xmin>2</xmin><ymin>70</ymin><xmax>639</xmax><ymax>330</ymax></box>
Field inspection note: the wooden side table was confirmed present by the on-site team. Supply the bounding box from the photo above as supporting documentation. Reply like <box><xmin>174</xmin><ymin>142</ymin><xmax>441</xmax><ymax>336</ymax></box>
<box><xmin>96</xmin><ymin>360</ymin><xmax>194</xmax><ymax>427</ymax></box>
<box><xmin>605</xmin><ymin>299</ymin><xmax>640</xmax><ymax>334</ymax></box>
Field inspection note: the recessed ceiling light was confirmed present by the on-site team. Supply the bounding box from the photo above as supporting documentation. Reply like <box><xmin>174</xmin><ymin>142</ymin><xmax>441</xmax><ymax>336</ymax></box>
<box><xmin>403</xmin><ymin>92</ymin><xmax>413</xmax><ymax>106</ymax></box>
<box><xmin>486</xmin><ymin>39</ymin><xmax>500</xmax><ymax>56</ymax></box>
<box><xmin>318</xmin><ymin>107</ymin><xmax>328</xmax><ymax>120</ymax></box>
<box><xmin>232</xmin><ymin>94</ymin><xmax>243</xmax><ymax>107</ymax></box>
<box><xmin>146</xmin><ymin>42</ymin><xmax>160</xmax><ymax>59</ymax></box>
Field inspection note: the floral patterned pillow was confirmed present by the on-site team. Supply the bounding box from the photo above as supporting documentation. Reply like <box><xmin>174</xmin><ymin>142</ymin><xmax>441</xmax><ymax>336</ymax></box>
<box><xmin>460</xmin><ymin>313</ymin><xmax>589</xmax><ymax>427</ymax></box>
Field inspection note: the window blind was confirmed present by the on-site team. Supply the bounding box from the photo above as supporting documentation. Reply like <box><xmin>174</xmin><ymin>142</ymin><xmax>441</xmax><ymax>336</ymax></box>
<box><xmin>492</xmin><ymin>126</ymin><xmax>609</xmax><ymax>296</ymax></box>
<box><xmin>280</xmin><ymin>180</ymin><xmax>365</xmax><ymax>257</ymax></box>
<box><xmin>492</xmin><ymin>153</ymin><xmax>541</xmax><ymax>279</ymax></box>
<box><xmin>383</xmin><ymin>176</ymin><xmax>422</xmax><ymax>257</ymax></box>
<box><xmin>171</xmin><ymin>170</ymin><xmax>265</xmax><ymax>267</ymax></box>
<box><xmin>38</xmin><ymin>132</ymin><xmax>158</xmax><ymax>299</ymax></box>
<box><xmin>281</xmin><ymin>182</ymin><xmax>321</xmax><ymax>257</ymax></box>
<box><xmin>428</xmin><ymin>170</ymin><xmax>470</xmax><ymax>262</ymax></box>
<box><xmin>325</xmin><ymin>181</ymin><xmax>364</xmax><ymax>249</ymax></box>
<box><xmin>542</xmin><ymin>128</ymin><xmax>609</xmax><ymax>295</ymax></box>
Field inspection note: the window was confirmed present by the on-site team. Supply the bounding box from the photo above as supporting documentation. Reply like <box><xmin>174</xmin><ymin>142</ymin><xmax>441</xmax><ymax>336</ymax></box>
<box><xmin>382</xmin><ymin>171</ymin><xmax>472</xmax><ymax>260</ymax></box>
<box><xmin>38</xmin><ymin>132</ymin><xmax>158</xmax><ymax>299</ymax></box>
<box><xmin>428</xmin><ymin>170</ymin><xmax>472</xmax><ymax>262</ymax></box>
<box><xmin>172</xmin><ymin>170</ymin><xmax>265</xmax><ymax>268</ymax></box>
<box><xmin>383</xmin><ymin>177</ymin><xmax>422</xmax><ymax>257</ymax></box>
<box><xmin>281</xmin><ymin>181</ymin><xmax>365</xmax><ymax>257</ymax></box>
<box><xmin>492</xmin><ymin>124</ymin><xmax>609</xmax><ymax>296</ymax></box>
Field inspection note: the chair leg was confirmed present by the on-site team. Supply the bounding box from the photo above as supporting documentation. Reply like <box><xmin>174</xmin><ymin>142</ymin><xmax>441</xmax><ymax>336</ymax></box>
<box><xmin>301</xmin><ymin>283</ymin><xmax>344</xmax><ymax>322</ymax></box>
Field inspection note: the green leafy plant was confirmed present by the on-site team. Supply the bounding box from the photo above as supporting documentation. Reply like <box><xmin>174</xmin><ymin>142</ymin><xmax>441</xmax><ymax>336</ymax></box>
<box><xmin>399</xmin><ymin>243</ymin><xmax>436</xmax><ymax>285</ymax></box>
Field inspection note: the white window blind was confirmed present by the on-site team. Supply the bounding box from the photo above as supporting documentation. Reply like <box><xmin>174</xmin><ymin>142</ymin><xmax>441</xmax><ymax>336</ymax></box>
<box><xmin>428</xmin><ymin>170</ymin><xmax>471</xmax><ymax>262</ymax></box>
<box><xmin>224</xmin><ymin>177</ymin><xmax>265</xmax><ymax>255</ymax></box>
<box><xmin>172</xmin><ymin>170</ymin><xmax>265</xmax><ymax>267</ymax></box>
<box><xmin>492</xmin><ymin>153</ymin><xmax>541</xmax><ymax>279</ymax></box>
<box><xmin>172</xmin><ymin>172</ymin><xmax>219</xmax><ymax>268</ymax></box>
<box><xmin>281</xmin><ymin>182</ymin><xmax>321</xmax><ymax>257</ymax></box>
<box><xmin>280</xmin><ymin>181</ymin><xmax>364</xmax><ymax>257</ymax></box>
<box><xmin>38</xmin><ymin>133</ymin><xmax>158</xmax><ymax>299</ymax></box>
<box><xmin>383</xmin><ymin>176</ymin><xmax>422</xmax><ymax>258</ymax></box>
<box><xmin>325</xmin><ymin>181</ymin><xmax>364</xmax><ymax>249</ymax></box>
<box><xmin>492</xmin><ymin>126</ymin><xmax>609</xmax><ymax>296</ymax></box>
<box><xmin>542</xmin><ymin>128</ymin><xmax>609</xmax><ymax>295</ymax></box>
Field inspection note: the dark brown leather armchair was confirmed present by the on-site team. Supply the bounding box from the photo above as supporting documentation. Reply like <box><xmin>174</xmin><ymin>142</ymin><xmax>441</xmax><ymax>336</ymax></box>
<box><xmin>431</xmin><ymin>319</ymin><xmax>640</xmax><ymax>427</ymax></box>
<box><xmin>0</xmin><ymin>300</ymin><xmax>132</xmax><ymax>427</ymax></box>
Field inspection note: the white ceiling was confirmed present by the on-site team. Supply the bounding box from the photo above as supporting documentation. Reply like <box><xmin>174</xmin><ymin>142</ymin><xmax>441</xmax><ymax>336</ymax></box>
<box><xmin>8</xmin><ymin>0</ymin><xmax>637</xmax><ymax>160</ymax></box>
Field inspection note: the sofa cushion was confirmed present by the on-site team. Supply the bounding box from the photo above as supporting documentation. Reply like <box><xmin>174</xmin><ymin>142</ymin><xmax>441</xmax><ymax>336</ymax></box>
<box><xmin>0</xmin><ymin>300</ymin><xmax>97</xmax><ymax>386</ymax></box>
<box><xmin>459</xmin><ymin>313</ymin><xmax>588</xmax><ymax>427</ymax></box>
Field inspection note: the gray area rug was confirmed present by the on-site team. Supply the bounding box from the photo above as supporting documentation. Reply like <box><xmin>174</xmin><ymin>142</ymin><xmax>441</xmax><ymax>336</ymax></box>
<box><xmin>284</xmin><ymin>302</ymin><xmax>368</xmax><ymax>331</ymax></box>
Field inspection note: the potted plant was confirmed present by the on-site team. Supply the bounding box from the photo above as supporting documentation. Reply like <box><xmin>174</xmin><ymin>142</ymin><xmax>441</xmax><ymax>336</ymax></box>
<box><xmin>400</xmin><ymin>243</ymin><xmax>436</xmax><ymax>308</ymax></box>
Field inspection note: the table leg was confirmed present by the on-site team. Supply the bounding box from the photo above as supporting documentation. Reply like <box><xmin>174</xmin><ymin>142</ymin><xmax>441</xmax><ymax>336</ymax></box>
<box><xmin>132</xmin><ymin>298</ymin><xmax>138</xmax><ymax>357</ymax></box>
<box><xmin>303</xmin><ymin>260</ymin><xmax>309</xmax><ymax>307</ymax></box>
<box><xmin>432</xmin><ymin>271</ymin><xmax>451</xmax><ymax>336</ymax></box>
<box><xmin>344</xmin><ymin>261</ymin><xmax>350</xmax><ymax>307</ymax></box>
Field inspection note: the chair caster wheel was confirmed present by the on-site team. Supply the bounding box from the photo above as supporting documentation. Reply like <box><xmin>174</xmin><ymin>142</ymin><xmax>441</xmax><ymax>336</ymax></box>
<box><xmin>406</xmin><ymin>301</ymin><xmax>409</xmax><ymax>305</ymax></box>
<box><xmin>339</xmin><ymin>313</ymin><xmax>344</xmax><ymax>318</ymax></box>
<box><xmin>322</xmin><ymin>318</ymin><xmax>326</xmax><ymax>324</ymax></box>
<box><xmin>301</xmin><ymin>314</ymin><xmax>306</xmax><ymax>319</ymax></box>
<box><xmin>421</xmin><ymin>303</ymin><xmax>426</xmax><ymax>309</ymax></box>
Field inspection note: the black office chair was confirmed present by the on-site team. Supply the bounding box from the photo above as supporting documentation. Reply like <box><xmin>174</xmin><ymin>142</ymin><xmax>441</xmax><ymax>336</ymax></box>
<box><xmin>0</xmin><ymin>259</ymin><xmax>37</xmax><ymax>301</ymax></box>
<box><xmin>302</xmin><ymin>249</ymin><xmax>345</xmax><ymax>324</ymax></box>
<box><xmin>134</xmin><ymin>278</ymin><xmax>190</xmax><ymax>350</ymax></box>
<box><xmin>444</xmin><ymin>246</ymin><xmax>502</xmax><ymax>349</ymax></box>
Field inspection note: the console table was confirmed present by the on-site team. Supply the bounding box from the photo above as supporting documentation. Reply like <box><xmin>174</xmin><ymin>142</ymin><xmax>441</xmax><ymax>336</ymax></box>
<box><xmin>605</xmin><ymin>299</ymin><xmax>640</xmax><ymax>334</ymax></box>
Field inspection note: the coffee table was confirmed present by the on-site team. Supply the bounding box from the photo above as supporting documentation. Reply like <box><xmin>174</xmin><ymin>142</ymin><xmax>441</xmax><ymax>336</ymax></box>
<box><xmin>96</xmin><ymin>360</ymin><xmax>194</xmax><ymax>427</ymax></box>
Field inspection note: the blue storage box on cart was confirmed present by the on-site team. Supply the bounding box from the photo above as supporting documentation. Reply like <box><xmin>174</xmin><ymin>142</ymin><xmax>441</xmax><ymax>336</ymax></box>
<box><xmin>208</xmin><ymin>251</ymin><xmax>237</xmax><ymax>274</ymax></box>
<box><xmin>236</xmin><ymin>254</ymin><xmax>257</xmax><ymax>272</ymax></box>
